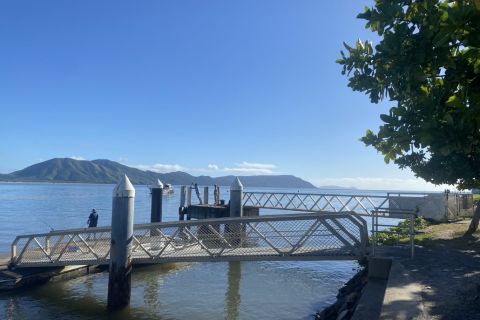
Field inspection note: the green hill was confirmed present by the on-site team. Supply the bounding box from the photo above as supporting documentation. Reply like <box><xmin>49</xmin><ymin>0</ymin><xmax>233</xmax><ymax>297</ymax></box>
<box><xmin>0</xmin><ymin>158</ymin><xmax>316</xmax><ymax>188</ymax></box>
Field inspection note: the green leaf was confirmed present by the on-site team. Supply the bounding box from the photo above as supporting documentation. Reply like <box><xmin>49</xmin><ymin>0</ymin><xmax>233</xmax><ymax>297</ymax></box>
<box><xmin>420</xmin><ymin>86</ymin><xmax>429</xmax><ymax>95</ymax></box>
<box><xmin>343</xmin><ymin>42</ymin><xmax>353</xmax><ymax>51</ymax></box>
<box><xmin>440</xmin><ymin>146</ymin><xmax>451</xmax><ymax>156</ymax></box>
<box><xmin>433</xmin><ymin>28</ymin><xmax>451</xmax><ymax>47</ymax></box>
<box><xmin>446</xmin><ymin>95</ymin><xmax>461</xmax><ymax>108</ymax></box>
<box><xmin>444</xmin><ymin>113</ymin><xmax>454</xmax><ymax>126</ymax></box>
<box><xmin>380</xmin><ymin>114</ymin><xmax>395</xmax><ymax>124</ymax></box>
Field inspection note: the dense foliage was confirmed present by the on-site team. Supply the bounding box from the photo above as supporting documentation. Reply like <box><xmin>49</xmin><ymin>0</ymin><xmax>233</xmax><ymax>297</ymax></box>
<box><xmin>337</xmin><ymin>0</ymin><xmax>480</xmax><ymax>189</ymax></box>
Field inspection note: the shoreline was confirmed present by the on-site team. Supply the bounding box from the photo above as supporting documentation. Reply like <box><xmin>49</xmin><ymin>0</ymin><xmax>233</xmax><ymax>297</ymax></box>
<box><xmin>315</xmin><ymin>266</ymin><xmax>368</xmax><ymax>320</ymax></box>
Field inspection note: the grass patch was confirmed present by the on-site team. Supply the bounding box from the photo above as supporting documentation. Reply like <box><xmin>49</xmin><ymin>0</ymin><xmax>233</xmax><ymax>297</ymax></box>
<box><xmin>374</xmin><ymin>216</ymin><xmax>480</xmax><ymax>248</ymax></box>
<box><xmin>373</xmin><ymin>217</ymin><xmax>431</xmax><ymax>246</ymax></box>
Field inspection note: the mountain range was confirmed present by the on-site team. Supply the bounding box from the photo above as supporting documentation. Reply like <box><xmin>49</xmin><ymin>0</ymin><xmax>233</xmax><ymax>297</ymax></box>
<box><xmin>0</xmin><ymin>158</ymin><xmax>316</xmax><ymax>188</ymax></box>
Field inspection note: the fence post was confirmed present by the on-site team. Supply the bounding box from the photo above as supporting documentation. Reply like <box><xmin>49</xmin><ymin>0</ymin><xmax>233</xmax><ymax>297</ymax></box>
<box><xmin>410</xmin><ymin>214</ymin><xmax>415</xmax><ymax>259</ymax></box>
<box><xmin>371</xmin><ymin>211</ymin><xmax>376</xmax><ymax>256</ymax></box>
<box><xmin>108</xmin><ymin>175</ymin><xmax>135</xmax><ymax>310</ymax></box>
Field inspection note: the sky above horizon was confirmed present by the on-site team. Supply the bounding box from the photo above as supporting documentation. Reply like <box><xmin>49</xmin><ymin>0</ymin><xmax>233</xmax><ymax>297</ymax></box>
<box><xmin>0</xmin><ymin>1</ymin><xmax>454</xmax><ymax>191</ymax></box>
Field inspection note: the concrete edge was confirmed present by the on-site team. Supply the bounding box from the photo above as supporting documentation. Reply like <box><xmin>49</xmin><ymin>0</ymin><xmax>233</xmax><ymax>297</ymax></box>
<box><xmin>351</xmin><ymin>257</ymin><xmax>391</xmax><ymax>320</ymax></box>
<box><xmin>352</xmin><ymin>256</ymin><xmax>426</xmax><ymax>320</ymax></box>
<box><xmin>380</xmin><ymin>260</ymin><xmax>425</xmax><ymax>320</ymax></box>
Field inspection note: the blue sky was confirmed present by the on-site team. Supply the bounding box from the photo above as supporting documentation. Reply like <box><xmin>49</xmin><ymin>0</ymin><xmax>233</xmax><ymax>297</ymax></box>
<box><xmin>0</xmin><ymin>1</ymin><xmax>450</xmax><ymax>191</ymax></box>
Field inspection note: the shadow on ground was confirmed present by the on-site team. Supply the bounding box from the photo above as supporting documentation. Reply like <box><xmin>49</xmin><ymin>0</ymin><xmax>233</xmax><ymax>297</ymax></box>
<box><xmin>384</xmin><ymin>223</ymin><xmax>480</xmax><ymax>320</ymax></box>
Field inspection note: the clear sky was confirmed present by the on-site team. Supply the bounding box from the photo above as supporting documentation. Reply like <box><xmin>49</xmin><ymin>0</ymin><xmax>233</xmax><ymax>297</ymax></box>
<box><xmin>0</xmin><ymin>1</ymin><xmax>451</xmax><ymax>191</ymax></box>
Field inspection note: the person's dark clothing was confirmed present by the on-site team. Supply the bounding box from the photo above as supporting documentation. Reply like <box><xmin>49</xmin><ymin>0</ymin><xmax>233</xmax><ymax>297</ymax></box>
<box><xmin>88</xmin><ymin>211</ymin><xmax>98</xmax><ymax>228</ymax></box>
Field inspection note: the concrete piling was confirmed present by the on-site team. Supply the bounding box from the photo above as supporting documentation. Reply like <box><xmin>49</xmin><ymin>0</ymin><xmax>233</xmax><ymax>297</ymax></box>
<box><xmin>204</xmin><ymin>186</ymin><xmax>209</xmax><ymax>205</ymax></box>
<box><xmin>227</xmin><ymin>178</ymin><xmax>243</xmax><ymax>245</ymax></box>
<box><xmin>150</xmin><ymin>179</ymin><xmax>163</xmax><ymax>223</ymax></box>
<box><xmin>215</xmin><ymin>186</ymin><xmax>220</xmax><ymax>205</ymax></box>
<box><xmin>107</xmin><ymin>174</ymin><xmax>135</xmax><ymax>311</ymax></box>
<box><xmin>150</xmin><ymin>179</ymin><xmax>163</xmax><ymax>249</ymax></box>
<box><xmin>230</xmin><ymin>177</ymin><xmax>243</xmax><ymax>218</ymax></box>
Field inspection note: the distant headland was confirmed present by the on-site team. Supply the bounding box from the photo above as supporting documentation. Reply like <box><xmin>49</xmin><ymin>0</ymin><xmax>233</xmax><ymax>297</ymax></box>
<box><xmin>0</xmin><ymin>158</ymin><xmax>317</xmax><ymax>188</ymax></box>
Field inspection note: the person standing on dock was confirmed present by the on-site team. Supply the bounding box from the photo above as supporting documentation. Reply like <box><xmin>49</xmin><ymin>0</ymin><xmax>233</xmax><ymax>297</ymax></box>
<box><xmin>87</xmin><ymin>208</ymin><xmax>98</xmax><ymax>228</ymax></box>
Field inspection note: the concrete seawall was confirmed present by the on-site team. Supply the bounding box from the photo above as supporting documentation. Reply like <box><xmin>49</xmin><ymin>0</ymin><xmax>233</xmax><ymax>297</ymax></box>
<box><xmin>317</xmin><ymin>251</ymin><xmax>426</xmax><ymax>320</ymax></box>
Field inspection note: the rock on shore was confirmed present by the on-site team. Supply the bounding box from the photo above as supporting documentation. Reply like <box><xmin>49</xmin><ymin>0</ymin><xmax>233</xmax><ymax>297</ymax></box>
<box><xmin>315</xmin><ymin>268</ymin><xmax>367</xmax><ymax>320</ymax></box>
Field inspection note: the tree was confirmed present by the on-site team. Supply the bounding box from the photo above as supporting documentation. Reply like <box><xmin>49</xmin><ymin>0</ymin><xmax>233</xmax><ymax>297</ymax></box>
<box><xmin>337</xmin><ymin>0</ymin><xmax>480</xmax><ymax>232</ymax></box>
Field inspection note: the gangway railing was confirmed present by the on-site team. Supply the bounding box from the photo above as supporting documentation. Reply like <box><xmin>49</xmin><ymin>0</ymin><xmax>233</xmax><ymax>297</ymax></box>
<box><xmin>243</xmin><ymin>191</ymin><xmax>398</xmax><ymax>215</ymax></box>
<box><xmin>10</xmin><ymin>212</ymin><xmax>368</xmax><ymax>268</ymax></box>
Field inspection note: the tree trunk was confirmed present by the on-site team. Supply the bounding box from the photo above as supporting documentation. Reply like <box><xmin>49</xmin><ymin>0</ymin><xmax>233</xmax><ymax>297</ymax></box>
<box><xmin>466</xmin><ymin>202</ymin><xmax>480</xmax><ymax>234</ymax></box>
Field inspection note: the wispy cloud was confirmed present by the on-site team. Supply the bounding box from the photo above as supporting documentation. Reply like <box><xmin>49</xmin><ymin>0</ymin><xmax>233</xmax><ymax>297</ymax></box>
<box><xmin>69</xmin><ymin>156</ymin><xmax>85</xmax><ymax>161</ymax></box>
<box><xmin>311</xmin><ymin>177</ymin><xmax>455</xmax><ymax>191</ymax></box>
<box><xmin>133</xmin><ymin>163</ymin><xmax>187</xmax><ymax>173</ymax></box>
<box><xmin>132</xmin><ymin>161</ymin><xmax>278</xmax><ymax>175</ymax></box>
<box><xmin>197</xmin><ymin>161</ymin><xmax>278</xmax><ymax>175</ymax></box>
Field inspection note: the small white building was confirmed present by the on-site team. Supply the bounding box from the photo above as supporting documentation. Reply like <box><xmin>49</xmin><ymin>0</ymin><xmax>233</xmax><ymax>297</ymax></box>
<box><xmin>388</xmin><ymin>192</ymin><xmax>473</xmax><ymax>221</ymax></box>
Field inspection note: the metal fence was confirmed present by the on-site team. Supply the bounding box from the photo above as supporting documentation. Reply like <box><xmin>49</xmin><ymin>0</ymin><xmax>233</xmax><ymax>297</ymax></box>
<box><xmin>243</xmin><ymin>192</ymin><xmax>394</xmax><ymax>215</ymax></box>
<box><xmin>10</xmin><ymin>212</ymin><xmax>368</xmax><ymax>268</ymax></box>
<box><xmin>370</xmin><ymin>209</ymin><xmax>416</xmax><ymax>258</ymax></box>
<box><xmin>243</xmin><ymin>191</ymin><xmax>474</xmax><ymax>220</ymax></box>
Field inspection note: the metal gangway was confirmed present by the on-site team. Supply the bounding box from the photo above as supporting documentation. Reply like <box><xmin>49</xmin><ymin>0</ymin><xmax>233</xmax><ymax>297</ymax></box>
<box><xmin>10</xmin><ymin>212</ymin><xmax>367</xmax><ymax>268</ymax></box>
<box><xmin>243</xmin><ymin>191</ymin><xmax>404</xmax><ymax>216</ymax></box>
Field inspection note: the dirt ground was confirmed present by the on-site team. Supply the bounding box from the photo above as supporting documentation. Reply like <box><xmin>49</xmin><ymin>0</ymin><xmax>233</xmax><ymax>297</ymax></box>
<box><xmin>398</xmin><ymin>220</ymin><xmax>480</xmax><ymax>319</ymax></box>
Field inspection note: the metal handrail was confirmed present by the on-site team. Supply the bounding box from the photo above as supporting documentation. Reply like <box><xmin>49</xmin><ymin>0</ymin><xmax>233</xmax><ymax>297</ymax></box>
<box><xmin>370</xmin><ymin>209</ymin><xmax>416</xmax><ymax>258</ymax></box>
<box><xmin>242</xmin><ymin>191</ymin><xmax>398</xmax><ymax>215</ymax></box>
<box><xmin>11</xmin><ymin>212</ymin><xmax>368</xmax><ymax>268</ymax></box>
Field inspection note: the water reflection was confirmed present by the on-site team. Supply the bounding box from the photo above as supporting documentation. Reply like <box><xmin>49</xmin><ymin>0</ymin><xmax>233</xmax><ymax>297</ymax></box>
<box><xmin>225</xmin><ymin>261</ymin><xmax>241</xmax><ymax>320</ymax></box>
<box><xmin>6</xmin><ymin>297</ymin><xmax>18</xmax><ymax>320</ymax></box>
<box><xmin>144</xmin><ymin>272</ymin><xmax>160</xmax><ymax>310</ymax></box>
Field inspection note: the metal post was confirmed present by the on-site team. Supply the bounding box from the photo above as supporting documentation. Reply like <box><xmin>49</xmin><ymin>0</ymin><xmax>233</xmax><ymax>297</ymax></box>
<box><xmin>11</xmin><ymin>241</ymin><xmax>17</xmax><ymax>266</ymax></box>
<box><xmin>45</xmin><ymin>236</ymin><xmax>50</xmax><ymax>254</ymax></box>
<box><xmin>375</xmin><ymin>212</ymin><xmax>379</xmax><ymax>255</ymax></box>
<box><xmin>179</xmin><ymin>186</ymin><xmax>187</xmax><ymax>221</ymax></box>
<box><xmin>108</xmin><ymin>175</ymin><xmax>135</xmax><ymax>311</ymax></box>
<box><xmin>371</xmin><ymin>211</ymin><xmax>376</xmax><ymax>256</ymax></box>
<box><xmin>204</xmin><ymin>186</ymin><xmax>209</xmax><ymax>205</ymax></box>
<box><xmin>187</xmin><ymin>187</ymin><xmax>192</xmax><ymax>206</ymax></box>
<box><xmin>410</xmin><ymin>214</ymin><xmax>415</xmax><ymax>259</ymax></box>
<box><xmin>150</xmin><ymin>179</ymin><xmax>163</xmax><ymax>223</ymax></box>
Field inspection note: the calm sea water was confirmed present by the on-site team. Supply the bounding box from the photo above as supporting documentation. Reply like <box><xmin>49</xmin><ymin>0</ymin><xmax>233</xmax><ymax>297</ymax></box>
<box><xmin>0</xmin><ymin>183</ymin><xmax>377</xmax><ymax>320</ymax></box>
